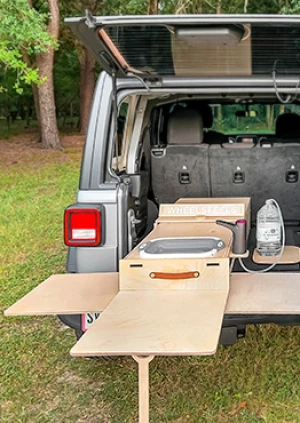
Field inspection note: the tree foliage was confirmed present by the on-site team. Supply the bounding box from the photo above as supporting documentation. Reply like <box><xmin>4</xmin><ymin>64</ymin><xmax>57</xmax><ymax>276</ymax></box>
<box><xmin>0</xmin><ymin>0</ymin><xmax>299</xmax><ymax>142</ymax></box>
<box><xmin>281</xmin><ymin>0</ymin><xmax>300</xmax><ymax>14</ymax></box>
<box><xmin>0</xmin><ymin>0</ymin><xmax>57</xmax><ymax>93</ymax></box>
<box><xmin>0</xmin><ymin>0</ymin><xmax>297</xmax><ymax>97</ymax></box>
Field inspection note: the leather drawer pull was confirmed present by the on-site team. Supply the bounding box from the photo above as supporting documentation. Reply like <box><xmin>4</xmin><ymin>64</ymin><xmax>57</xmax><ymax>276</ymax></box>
<box><xmin>149</xmin><ymin>271</ymin><xmax>200</xmax><ymax>280</ymax></box>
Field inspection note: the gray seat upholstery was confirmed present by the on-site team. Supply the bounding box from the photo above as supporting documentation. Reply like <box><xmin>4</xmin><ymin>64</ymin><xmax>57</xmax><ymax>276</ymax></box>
<box><xmin>209</xmin><ymin>142</ymin><xmax>300</xmax><ymax>221</ymax></box>
<box><xmin>151</xmin><ymin>106</ymin><xmax>300</xmax><ymax>223</ymax></box>
<box><xmin>151</xmin><ymin>107</ymin><xmax>210</xmax><ymax>203</ymax></box>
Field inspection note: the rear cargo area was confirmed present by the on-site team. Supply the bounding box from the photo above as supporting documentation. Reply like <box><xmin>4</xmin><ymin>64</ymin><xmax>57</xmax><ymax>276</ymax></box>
<box><xmin>148</xmin><ymin>100</ymin><xmax>300</xmax><ymax>274</ymax></box>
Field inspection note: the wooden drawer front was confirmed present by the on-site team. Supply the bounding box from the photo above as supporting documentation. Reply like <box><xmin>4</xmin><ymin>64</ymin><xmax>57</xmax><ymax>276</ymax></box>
<box><xmin>119</xmin><ymin>258</ymin><xmax>229</xmax><ymax>290</ymax></box>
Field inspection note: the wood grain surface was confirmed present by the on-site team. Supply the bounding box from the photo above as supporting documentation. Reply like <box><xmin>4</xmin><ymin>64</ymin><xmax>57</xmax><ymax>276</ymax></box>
<box><xmin>70</xmin><ymin>289</ymin><xmax>229</xmax><ymax>357</ymax></box>
<box><xmin>5</xmin><ymin>273</ymin><xmax>119</xmax><ymax>316</ymax></box>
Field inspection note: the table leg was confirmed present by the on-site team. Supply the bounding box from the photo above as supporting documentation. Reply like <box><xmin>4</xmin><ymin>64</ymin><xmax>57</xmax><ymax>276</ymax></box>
<box><xmin>132</xmin><ymin>355</ymin><xmax>155</xmax><ymax>423</ymax></box>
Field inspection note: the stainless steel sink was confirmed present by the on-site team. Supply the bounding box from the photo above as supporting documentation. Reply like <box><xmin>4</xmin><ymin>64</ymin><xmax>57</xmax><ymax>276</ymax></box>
<box><xmin>138</xmin><ymin>237</ymin><xmax>225</xmax><ymax>259</ymax></box>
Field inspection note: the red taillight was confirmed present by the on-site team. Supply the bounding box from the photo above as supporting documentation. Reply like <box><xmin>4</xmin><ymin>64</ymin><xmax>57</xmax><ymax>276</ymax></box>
<box><xmin>64</xmin><ymin>207</ymin><xmax>102</xmax><ymax>247</ymax></box>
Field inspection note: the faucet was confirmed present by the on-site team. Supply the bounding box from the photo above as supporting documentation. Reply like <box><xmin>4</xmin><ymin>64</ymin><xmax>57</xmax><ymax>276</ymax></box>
<box><xmin>216</xmin><ymin>219</ymin><xmax>247</xmax><ymax>255</ymax></box>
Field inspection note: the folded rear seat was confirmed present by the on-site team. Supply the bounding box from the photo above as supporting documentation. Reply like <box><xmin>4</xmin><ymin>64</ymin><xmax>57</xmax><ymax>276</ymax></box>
<box><xmin>210</xmin><ymin>140</ymin><xmax>300</xmax><ymax>222</ymax></box>
<box><xmin>151</xmin><ymin>107</ymin><xmax>210</xmax><ymax>203</ymax></box>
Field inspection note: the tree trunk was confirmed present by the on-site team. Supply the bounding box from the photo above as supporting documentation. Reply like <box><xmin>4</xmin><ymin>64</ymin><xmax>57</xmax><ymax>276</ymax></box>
<box><xmin>270</xmin><ymin>105</ymin><xmax>274</xmax><ymax>130</ymax></box>
<box><xmin>21</xmin><ymin>48</ymin><xmax>41</xmax><ymax>129</ymax></box>
<box><xmin>79</xmin><ymin>48</ymin><xmax>96</xmax><ymax>135</ymax></box>
<box><xmin>266</xmin><ymin>105</ymin><xmax>274</xmax><ymax>129</ymax></box>
<box><xmin>148</xmin><ymin>0</ymin><xmax>159</xmax><ymax>14</ymax></box>
<box><xmin>36</xmin><ymin>0</ymin><xmax>61</xmax><ymax>149</ymax></box>
<box><xmin>197</xmin><ymin>0</ymin><xmax>203</xmax><ymax>13</ymax></box>
<box><xmin>217</xmin><ymin>105</ymin><xmax>222</xmax><ymax>130</ymax></box>
<box><xmin>266</xmin><ymin>105</ymin><xmax>271</xmax><ymax>128</ymax></box>
<box><xmin>36</xmin><ymin>51</ymin><xmax>61</xmax><ymax>149</ymax></box>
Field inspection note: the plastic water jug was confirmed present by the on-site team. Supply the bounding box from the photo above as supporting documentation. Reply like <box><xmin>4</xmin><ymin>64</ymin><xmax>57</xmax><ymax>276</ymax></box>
<box><xmin>256</xmin><ymin>200</ymin><xmax>281</xmax><ymax>256</ymax></box>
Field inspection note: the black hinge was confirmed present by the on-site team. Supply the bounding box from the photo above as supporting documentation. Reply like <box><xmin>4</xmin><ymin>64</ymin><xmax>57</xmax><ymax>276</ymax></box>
<box><xmin>179</xmin><ymin>172</ymin><xmax>191</xmax><ymax>184</ymax></box>
<box><xmin>233</xmin><ymin>170</ymin><xmax>245</xmax><ymax>184</ymax></box>
<box><xmin>286</xmin><ymin>169</ymin><xmax>299</xmax><ymax>183</ymax></box>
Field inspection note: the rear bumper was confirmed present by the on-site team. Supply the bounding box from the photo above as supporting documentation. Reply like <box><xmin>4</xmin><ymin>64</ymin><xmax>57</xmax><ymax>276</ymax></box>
<box><xmin>223</xmin><ymin>313</ymin><xmax>300</xmax><ymax>327</ymax></box>
<box><xmin>219</xmin><ymin>313</ymin><xmax>300</xmax><ymax>345</ymax></box>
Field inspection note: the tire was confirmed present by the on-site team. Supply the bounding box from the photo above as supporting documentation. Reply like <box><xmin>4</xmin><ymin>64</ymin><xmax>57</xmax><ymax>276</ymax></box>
<box><xmin>75</xmin><ymin>327</ymin><xmax>85</xmax><ymax>340</ymax></box>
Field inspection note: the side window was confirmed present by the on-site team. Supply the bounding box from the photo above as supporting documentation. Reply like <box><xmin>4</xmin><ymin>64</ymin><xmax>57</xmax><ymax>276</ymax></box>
<box><xmin>112</xmin><ymin>96</ymin><xmax>138</xmax><ymax>173</ymax></box>
<box><xmin>112</xmin><ymin>102</ymin><xmax>129</xmax><ymax>172</ymax></box>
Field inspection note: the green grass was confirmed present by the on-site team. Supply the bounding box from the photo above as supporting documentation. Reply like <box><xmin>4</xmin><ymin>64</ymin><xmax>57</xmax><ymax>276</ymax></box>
<box><xmin>1</xmin><ymin>140</ymin><xmax>300</xmax><ymax>423</ymax></box>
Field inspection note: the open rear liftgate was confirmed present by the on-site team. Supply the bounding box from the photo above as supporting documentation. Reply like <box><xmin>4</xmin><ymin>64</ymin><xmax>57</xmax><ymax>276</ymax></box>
<box><xmin>6</xmin><ymin>198</ymin><xmax>300</xmax><ymax>423</ymax></box>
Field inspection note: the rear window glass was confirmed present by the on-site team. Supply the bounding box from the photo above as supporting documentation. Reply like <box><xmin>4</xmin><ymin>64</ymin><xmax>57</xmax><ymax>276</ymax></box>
<box><xmin>211</xmin><ymin>104</ymin><xmax>300</xmax><ymax>135</ymax></box>
<box><xmin>103</xmin><ymin>24</ymin><xmax>300</xmax><ymax>77</ymax></box>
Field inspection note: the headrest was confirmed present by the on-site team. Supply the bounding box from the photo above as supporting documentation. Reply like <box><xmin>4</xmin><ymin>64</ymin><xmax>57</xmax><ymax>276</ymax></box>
<box><xmin>167</xmin><ymin>108</ymin><xmax>204</xmax><ymax>145</ymax></box>
<box><xmin>222</xmin><ymin>143</ymin><xmax>255</xmax><ymax>149</ymax></box>
<box><xmin>276</xmin><ymin>113</ymin><xmax>300</xmax><ymax>139</ymax></box>
<box><xmin>182</xmin><ymin>102</ymin><xmax>214</xmax><ymax>128</ymax></box>
<box><xmin>198</xmin><ymin>104</ymin><xmax>214</xmax><ymax>129</ymax></box>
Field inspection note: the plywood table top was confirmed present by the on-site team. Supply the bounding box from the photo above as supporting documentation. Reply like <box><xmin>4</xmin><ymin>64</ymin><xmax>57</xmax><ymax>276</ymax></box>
<box><xmin>6</xmin><ymin>271</ymin><xmax>300</xmax><ymax>318</ymax></box>
<box><xmin>70</xmin><ymin>289</ymin><xmax>229</xmax><ymax>357</ymax></box>
<box><xmin>252</xmin><ymin>246</ymin><xmax>300</xmax><ymax>265</ymax></box>
<box><xmin>5</xmin><ymin>273</ymin><xmax>119</xmax><ymax>316</ymax></box>
<box><xmin>226</xmin><ymin>273</ymin><xmax>300</xmax><ymax>314</ymax></box>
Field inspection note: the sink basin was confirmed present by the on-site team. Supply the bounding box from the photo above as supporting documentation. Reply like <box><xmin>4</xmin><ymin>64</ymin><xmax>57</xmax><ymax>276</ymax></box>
<box><xmin>138</xmin><ymin>237</ymin><xmax>225</xmax><ymax>259</ymax></box>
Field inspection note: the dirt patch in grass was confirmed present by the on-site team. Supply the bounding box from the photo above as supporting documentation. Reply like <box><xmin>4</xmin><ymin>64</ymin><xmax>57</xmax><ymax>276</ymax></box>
<box><xmin>0</xmin><ymin>132</ymin><xmax>84</xmax><ymax>169</ymax></box>
<box><xmin>56</xmin><ymin>371</ymin><xmax>89</xmax><ymax>386</ymax></box>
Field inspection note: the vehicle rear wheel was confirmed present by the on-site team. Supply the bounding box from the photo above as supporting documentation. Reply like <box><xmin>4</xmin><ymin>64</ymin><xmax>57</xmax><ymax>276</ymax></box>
<box><xmin>75</xmin><ymin>328</ymin><xmax>84</xmax><ymax>340</ymax></box>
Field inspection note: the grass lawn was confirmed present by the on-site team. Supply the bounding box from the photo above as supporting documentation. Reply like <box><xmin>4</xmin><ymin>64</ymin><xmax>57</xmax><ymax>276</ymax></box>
<box><xmin>1</xmin><ymin>134</ymin><xmax>300</xmax><ymax>423</ymax></box>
